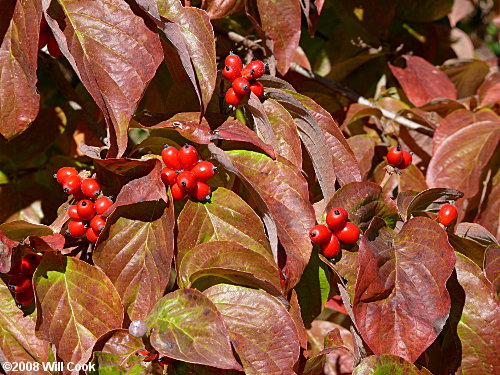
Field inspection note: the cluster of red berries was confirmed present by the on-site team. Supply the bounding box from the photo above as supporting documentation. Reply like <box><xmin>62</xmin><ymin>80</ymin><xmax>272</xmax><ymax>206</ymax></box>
<box><xmin>137</xmin><ymin>349</ymin><xmax>175</xmax><ymax>368</ymax></box>
<box><xmin>54</xmin><ymin>167</ymin><xmax>113</xmax><ymax>243</ymax></box>
<box><xmin>38</xmin><ymin>16</ymin><xmax>63</xmax><ymax>58</ymax></box>
<box><xmin>438</xmin><ymin>203</ymin><xmax>458</xmax><ymax>227</ymax></box>
<box><xmin>387</xmin><ymin>146</ymin><xmax>412</xmax><ymax>170</ymax></box>
<box><xmin>161</xmin><ymin>145</ymin><xmax>217</xmax><ymax>202</ymax></box>
<box><xmin>7</xmin><ymin>253</ymin><xmax>41</xmax><ymax>308</ymax></box>
<box><xmin>223</xmin><ymin>53</ymin><xmax>266</xmax><ymax>106</ymax></box>
<box><xmin>308</xmin><ymin>208</ymin><xmax>361</xmax><ymax>258</ymax></box>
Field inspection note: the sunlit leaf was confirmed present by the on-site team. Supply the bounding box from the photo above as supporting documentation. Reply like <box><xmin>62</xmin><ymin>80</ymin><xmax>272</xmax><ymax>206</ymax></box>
<box><xmin>352</xmin><ymin>354</ymin><xmax>422</xmax><ymax>374</ymax></box>
<box><xmin>484</xmin><ymin>245</ymin><xmax>500</xmax><ymax>298</ymax></box>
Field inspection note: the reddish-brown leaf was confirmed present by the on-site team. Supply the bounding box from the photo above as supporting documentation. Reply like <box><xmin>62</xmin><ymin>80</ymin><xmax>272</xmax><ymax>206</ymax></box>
<box><xmin>476</xmin><ymin>166</ymin><xmax>500</xmax><ymax>241</ymax></box>
<box><xmin>28</xmin><ymin>234</ymin><xmax>65</xmax><ymax>252</ymax></box>
<box><xmin>93</xmin><ymin>201</ymin><xmax>174</xmax><ymax>321</ymax></box>
<box><xmin>202</xmin><ymin>0</ymin><xmax>244</xmax><ymax>19</ymax></box>
<box><xmin>478</xmin><ymin>73</ymin><xmax>500</xmax><ymax>107</ymax></box>
<box><xmin>353</xmin><ymin>217</ymin><xmax>456</xmax><ymax>362</ymax></box>
<box><xmin>0</xmin><ymin>231</ymin><xmax>19</xmax><ymax>273</ymax></box>
<box><xmin>389</xmin><ymin>55</ymin><xmax>457</xmax><ymax>107</ymax></box>
<box><xmin>347</xmin><ymin>135</ymin><xmax>376</xmax><ymax>180</ymax></box>
<box><xmin>352</xmin><ymin>354</ymin><xmax>423</xmax><ymax>374</ymax></box>
<box><xmin>443</xmin><ymin>60</ymin><xmax>489</xmax><ymax>98</ymax></box>
<box><xmin>427</xmin><ymin>121</ymin><xmax>500</xmax><ymax>199</ymax></box>
<box><xmin>48</xmin><ymin>0</ymin><xmax>163</xmax><ymax>157</ymax></box>
<box><xmin>0</xmin><ymin>0</ymin><xmax>41</xmax><ymax>139</ymax></box>
<box><xmin>484</xmin><ymin>245</ymin><xmax>500</xmax><ymax>298</ymax></box>
<box><xmin>403</xmin><ymin>188</ymin><xmax>464</xmax><ymax>220</ymax></box>
<box><xmin>0</xmin><ymin>221</ymin><xmax>53</xmax><ymax>241</ymax></box>
<box><xmin>204</xmin><ymin>284</ymin><xmax>300</xmax><ymax>375</ymax></box>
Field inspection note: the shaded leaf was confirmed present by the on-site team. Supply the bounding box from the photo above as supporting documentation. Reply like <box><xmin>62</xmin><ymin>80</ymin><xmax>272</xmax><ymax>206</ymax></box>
<box><xmin>476</xmin><ymin>167</ymin><xmax>500</xmax><ymax>241</ymax></box>
<box><xmin>246</xmin><ymin>94</ymin><xmax>279</xmax><ymax>157</ymax></box>
<box><xmin>93</xmin><ymin>201</ymin><xmax>174</xmax><ymax>321</ymax></box>
<box><xmin>454</xmin><ymin>222</ymin><xmax>498</xmax><ymax>247</ymax></box>
<box><xmin>324</xmin><ymin>182</ymin><xmax>399</xmax><ymax>230</ymax></box>
<box><xmin>34</xmin><ymin>253</ymin><xmax>124</xmax><ymax>365</ymax></box>
<box><xmin>0</xmin><ymin>221</ymin><xmax>53</xmax><ymax>241</ymax></box>
<box><xmin>0</xmin><ymin>231</ymin><xmax>19</xmax><ymax>273</ymax></box>
<box><xmin>146</xmin><ymin>288</ymin><xmax>241</xmax><ymax>370</ymax></box>
<box><xmin>484</xmin><ymin>245</ymin><xmax>500</xmax><ymax>297</ymax></box>
<box><xmin>455</xmin><ymin>253</ymin><xmax>500</xmax><ymax>374</ymax></box>
<box><xmin>204</xmin><ymin>284</ymin><xmax>300</xmax><ymax>375</ymax></box>
<box><xmin>354</xmin><ymin>217</ymin><xmax>456</xmax><ymax>362</ymax></box>
<box><xmin>389</xmin><ymin>55</ymin><xmax>457</xmax><ymax>107</ymax></box>
<box><xmin>0</xmin><ymin>0</ymin><xmax>41</xmax><ymax>139</ymax></box>
<box><xmin>396</xmin><ymin>191</ymin><xmax>419</xmax><ymax>221</ymax></box>
<box><xmin>427</xmin><ymin>121</ymin><xmax>500</xmax><ymax>199</ymax></box>
<box><xmin>28</xmin><ymin>234</ymin><xmax>65</xmax><ymax>252</ymax></box>
<box><xmin>404</xmin><ymin>188</ymin><xmax>464</xmax><ymax>220</ymax></box>
<box><xmin>443</xmin><ymin>59</ymin><xmax>489</xmax><ymax>98</ymax></box>
<box><xmin>347</xmin><ymin>135</ymin><xmax>376</xmax><ymax>180</ymax></box>
<box><xmin>330</xmin><ymin>250</ymin><xmax>359</xmax><ymax>302</ymax></box>
<box><xmin>448</xmin><ymin>233</ymin><xmax>489</xmax><ymax>268</ymax></box>
<box><xmin>352</xmin><ymin>354</ymin><xmax>422</xmax><ymax>375</ymax></box>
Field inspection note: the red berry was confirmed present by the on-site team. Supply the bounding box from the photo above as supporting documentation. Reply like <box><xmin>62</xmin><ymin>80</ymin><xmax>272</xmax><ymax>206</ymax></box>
<box><xmin>86</xmin><ymin>227</ymin><xmax>99</xmax><ymax>243</ymax></box>
<box><xmin>178</xmin><ymin>144</ymin><xmax>199</xmax><ymax>171</ymax></box>
<box><xmin>15</xmin><ymin>289</ymin><xmax>34</xmax><ymax>307</ymax></box>
<box><xmin>171</xmin><ymin>183</ymin><xmax>187</xmax><ymax>201</ymax></box>
<box><xmin>249</xmin><ymin>80</ymin><xmax>264</xmax><ymax>98</ymax></box>
<box><xmin>190</xmin><ymin>181</ymin><xmax>211</xmax><ymax>201</ymax></box>
<box><xmin>438</xmin><ymin>204</ymin><xmax>458</xmax><ymax>226</ymax></box>
<box><xmin>47</xmin><ymin>34</ymin><xmax>63</xmax><ymax>58</ymax></box>
<box><xmin>326</xmin><ymin>207</ymin><xmax>349</xmax><ymax>231</ymax></box>
<box><xmin>144</xmin><ymin>353</ymin><xmax>159</xmax><ymax>362</ymax></box>
<box><xmin>80</xmin><ymin>178</ymin><xmax>101</xmax><ymax>198</ymax></box>
<box><xmin>94</xmin><ymin>196</ymin><xmax>113</xmax><ymax>215</ymax></box>
<box><xmin>177</xmin><ymin>171</ymin><xmax>196</xmax><ymax>191</ymax></box>
<box><xmin>242</xmin><ymin>60</ymin><xmax>266</xmax><ymax>79</ymax></box>
<box><xmin>397</xmin><ymin>151</ymin><xmax>413</xmax><ymax>169</ymax></box>
<box><xmin>162</xmin><ymin>146</ymin><xmax>182</xmax><ymax>171</ymax></box>
<box><xmin>224</xmin><ymin>53</ymin><xmax>243</xmax><ymax>69</ymax></box>
<box><xmin>160</xmin><ymin>167</ymin><xmax>177</xmax><ymax>187</ymax></box>
<box><xmin>308</xmin><ymin>225</ymin><xmax>331</xmax><ymax>244</ymax></box>
<box><xmin>159</xmin><ymin>356</ymin><xmax>176</xmax><ymax>366</ymax></box>
<box><xmin>67</xmin><ymin>205</ymin><xmax>81</xmax><ymax>220</ymax></box>
<box><xmin>320</xmin><ymin>234</ymin><xmax>341</xmax><ymax>258</ymax></box>
<box><xmin>76</xmin><ymin>199</ymin><xmax>96</xmax><ymax>220</ymax></box>
<box><xmin>62</xmin><ymin>175</ymin><xmax>82</xmax><ymax>195</ymax></box>
<box><xmin>232</xmin><ymin>77</ymin><xmax>250</xmax><ymax>96</ymax></box>
<box><xmin>222</xmin><ymin>64</ymin><xmax>242</xmax><ymax>82</ymax></box>
<box><xmin>387</xmin><ymin>146</ymin><xmax>403</xmax><ymax>167</ymax></box>
<box><xmin>55</xmin><ymin>167</ymin><xmax>78</xmax><ymax>184</ymax></box>
<box><xmin>90</xmin><ymin>215</ymin><xmax>106</xmax><ymax>233</ymax></box>
<box><xmin>39</xmin><ymin>30</ymin><xmax>50</xmax><ymax>50</ymax></box>
<box><xmin>20</xmin><ymin>253</ymin><xmax>41</xmax><ymax>275</ymax></box>
<box><xmin>191</xmin><ymin>161</ymin><xmax>216</xmax><ymax>182</ymax></box>
<box><xmin>68</xmin><ymin>220</ymin><xmax>87</xmax><ymax>237</ymax></box>
<box><xmin>225</xmin><ymin>88</ymin><xmax>243</xmax><ymax>106</ymax></box>
<box><xmin>8</xmin><ymin>274</ymin><xmax>32</xmax><ymax>293</ymax></box>
<box><xmin>335</xmin><ymin>223</ymin><xmax>361</xmax><ymax>244</ymax></box>
<box><xmin>137</xmin><ymin>350</ymin><xmax>150</xmax><ymax>357</ymax></box>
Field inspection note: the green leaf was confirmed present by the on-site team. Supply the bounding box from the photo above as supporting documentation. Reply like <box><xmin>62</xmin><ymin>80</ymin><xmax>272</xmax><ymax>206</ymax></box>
<box><xmin>352</xmin><ymin>354</ymin><xmax>422</xmax><ymax>374</ymax></box>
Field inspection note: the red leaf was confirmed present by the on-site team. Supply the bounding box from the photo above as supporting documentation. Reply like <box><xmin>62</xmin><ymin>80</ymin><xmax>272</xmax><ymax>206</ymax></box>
<box><xmin>476</xmin><ymin>168</ymin><xmax>500</xmax><ymax>241</ymax></box>
<box><xmin>0</xmin><ymin>231</ymin><xmax>19</xmax><ymax>273</ymax></box>
<box><xmin>28</xmin><ymin>234</ymin><xmax>65</xmax><ymax>252</ymax></box>
<box><xmin>479</xmin><ymin>73</ymin><xmax>500</xmax><ymax>107</ymax></box>
<box><xmin>202</xmin><ymin>0</ymin><xmax>244</xmax><ymax>19</ymax></box>
<box><xmin>484</xmin><ymin>245</ymin><xmax>500</xmax><ymax>298</ymax></box>
<box><xmin>353</xmin><ymin>217</ymin><xmax>456</xmax><ymax>362</ymax></box>
<box><xmin>389</xmin><ymin>55</ymin><xmax>457</xmax><ymax>107</ymax></box>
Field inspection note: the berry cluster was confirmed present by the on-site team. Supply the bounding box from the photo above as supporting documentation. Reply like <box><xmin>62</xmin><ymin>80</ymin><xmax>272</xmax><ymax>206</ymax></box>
<box><xmin>137</xmin><ymin>349</ymin><xmax>175</xmax><ymax>368</ymax></box>
<box><xmin>438</xmin><ymin>203</ymin><xmax>458</xmax><ymax>227</ymax></box>
<box><xmin>7</xmin><ymin>253</ymin><xmax>41</xmax><ymax>308</ymax></box>
<box><xmin>308</xmin><ymin>207</ymin><xmax>361</xmax><ymax>258</ymax></box>
<box><xmin>38</xmin><ymin>16</ymin><xmax>63</xmax><ymax>58</ymax></box>
<box><xmin>54</xmin><ymin>167</ymin><xmax>113</xmax><ymax>243</ymax></box>
<box><xmin>161</xmin><ymin>145</ymin><xmax>216</xmax><ymax>202</ymax></box>
<box><xmin>387</xmin><ymin>146</ymin><xmax>412</xmax><ymax>169</ymax></box>
<box><xmin>222</xmin><ymin>53</ymin><xmax>265</xmax><ymax>106</ymax></box>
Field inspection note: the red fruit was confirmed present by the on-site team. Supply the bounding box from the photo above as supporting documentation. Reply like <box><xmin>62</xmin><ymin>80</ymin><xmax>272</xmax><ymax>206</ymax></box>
<box><xmin>76</xmin><ymin>199</ymin><xmax>96</xmax><ymax>220</ymax></box>
<box><xmin>81</xmin><ymin>178</ymin><xmax>101</xmax><ymax>198</ymax></box>
<box><xmin>160</xmin><ymin>167</ymin><xmax>177</xmax><ymax>187</ymax></box>
<box><xmin>55</xmin><ymin>167</ymin><xmax>78</xmax><ymax>184</ymax></box>
<box><xmin>320</xmin><ymin>234</ymin><xmax>341</xmax><ymax>258</ymax></box>
<box><xmin>162</xmin><ymin>146</ymin><xmax>182</xmax><ymax>171</ymax></box>
<box><xmin>62</xmin><ymin>175</ymin><xmax>82</xmax><ymax>195</ymax></box>
<box><xmin>90</xmin><ymin>215</ymin><xmax>106</xmax><ymax>233</ymax></box>
<box><xmin>326</xmin><ymin>207</ymin><xmax>349</xmax><ymax>231</ymax></box>
<box><xmin>86</xmin><ymin>227</ymin><xmax>99</xmax><ymax>243</ymax></box>
<box><xmin>8</xmin><ymin>274</ymin><xmax>32</xmax><ymax>293</ymax></box>
<box><xmin>387</xmin><ymin>146</ymin><xmax>403</xmax><ymax>167</ymax></box>
<box><xmin>242</xmin><ymin>60</ymin><xmax>266</xmax><ymax>79</ymax></box>
<box><xmin>225</xmin><ymin>88</ymin><xmax>243</xmax><ymax>106</ymax></box>
<box><xmin>397</xmin><ymin>151</ymin><xmax>413</xmax><ymax>169</ymax></box>
<box><xmin>178</xmin><ymin>144</ymin><xmax>199</xmax><ymax>171</ymax></box>
<box><xmin>249</xmin><ymin>80</ymin><xmax>264</xmax><ymax>98</ymax></box>
<box><xmin>224</xmin><ymin>53</ymin><xmax>243</xmax><ymax>69</ymax></box>
<box><xmin>190</xmin><ymin>181</ymin><xmax>211</xmax><ymax>201</ymax></box>
<box><xmin>232</xmin><ymin>77</ymin><xmax>250</xmax><ymax>96</ymax></box>
<box><xmin>191</xmin><ymin>161</ymin><xmax>217</xmax><ymax>182</ymax></box>
<box><xmin>177</xmin><ymin>171</ymin><xmax>196</xmax><ymax>191</ymax></box>
<box><xmin>15</xmin><ymin>289</ymin><xmax>34</xmax><ymax>307</ymax></box>
<box><xmin>67</xmin><ymin>205</ymin><xmax>81</xmax><ymax>220</ymax></box>
<box><xmin>159</xmin><ymin>356</ymin><xmax>176</xmax><ymax>367</ymax></box>
<box><xmin>20</xmin><ymin>254</ymin><xmax>41</xmax><ymax>275</ymax></box>
<box><xmin>335</xmin><ymin>223</ymin><xmax>361</xmax><ymax>244</ymax></box>
<box><xmin>47</xmin><ymin>34</ymin><xmax>63</xmax><ymax>58</ymax></box>
<box><xmin>438</xmin><ymin>204</ymin><xmax>458</xmax><ymax>226</ymax></box>
<box><xmin>39</xmin><ymin>30</ymin><xmax>50</xmax><ymax>50</ymax></box>
<box><xmin>308</xmin><ymin>225</ymin><xmax>331</xmax><ymax>244</ymax></box>
<box><xmin>68</xmin><ymin>220</ymin><xmax>87</xmax><ymax>237</ymax></box>
<box><xmin>137</xmin><ymin>350</ymin><xmax>150</xmax><ymax>357</ymax></box>
<box><xmin>94</xmin><ymin>196</ymin><xmax>113</xmax><ymax>215</ymax></box>
<box><xmin>144</xmin><ymin>353</ymin><xmax>159</xmax><ymax>362</ymax></box>
<box><xmin>222</xmin><ymin>64</ymin><xmax>242</xmax><ymax>82</ymax></box>
<box><xmin>171</xmin><ymin>183</ymin><xmax>187</xmax><ymax>201</ymax></box>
